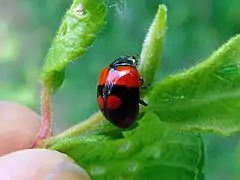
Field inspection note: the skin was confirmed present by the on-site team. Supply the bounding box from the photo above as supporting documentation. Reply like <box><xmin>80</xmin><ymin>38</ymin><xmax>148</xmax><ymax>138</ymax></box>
<box><xmin>0</xmin><ymin>101</ymin><xmax>91</xmax><ymax>180</ymax></box>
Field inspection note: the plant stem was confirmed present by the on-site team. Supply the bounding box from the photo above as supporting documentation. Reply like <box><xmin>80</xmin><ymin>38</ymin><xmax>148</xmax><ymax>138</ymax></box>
<box><xmin>32</xmin><ymin>81</ymin><xmax>52</xmax><ymax>148</ymax></box>
<box><xmin>139</xmin><ymin>4</ymin><xmax>167</xmax><ymax>89</ymax></box>
<box><xmin>44</xmin><ymin>111</ymin><xmax>105</xmax><ymax>147</ymax></box>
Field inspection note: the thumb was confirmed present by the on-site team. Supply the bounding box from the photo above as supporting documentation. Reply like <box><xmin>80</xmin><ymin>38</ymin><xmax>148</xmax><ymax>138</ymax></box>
<box><xmin>0</xmin><ymin>149</ymin><xmax>91</xmax><ymax>180</ymax></box>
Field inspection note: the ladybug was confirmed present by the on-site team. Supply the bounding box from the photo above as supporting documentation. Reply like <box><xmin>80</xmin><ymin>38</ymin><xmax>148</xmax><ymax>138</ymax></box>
<box><xmin>97</xmin><ymin>55</ymin><xmax>147</xmax><ymax>129</ymax></box>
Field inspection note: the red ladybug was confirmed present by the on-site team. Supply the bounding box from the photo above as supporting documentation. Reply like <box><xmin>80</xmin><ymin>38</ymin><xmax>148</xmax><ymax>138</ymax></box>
<box><xmin>97</xmin><ymin>55</ymin><xmax>147</xmax><ymax>129</ymax></box>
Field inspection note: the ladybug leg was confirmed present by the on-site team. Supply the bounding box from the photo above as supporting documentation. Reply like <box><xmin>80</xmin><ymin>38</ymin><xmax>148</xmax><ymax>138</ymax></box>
<box><xmin>140</xmin><ymin>77</ymin><xmax>144</xmax><ymax>86</ymax></box>
<box><xmin>142</xmin><ymin>84</ymin><xmax>151</xmax><ymax>90</ymax></box>
<box><xmin>139</xmin><ymin>77</ymin><xmax>149</xmax><ymax>106</ymax></box>
<box><xmin>140</xmin><ymin>77</ymin><xmax>151</xmax><ymax>89</ymax></box>
<box><xmin>139</xmin><ymin>99</ymin><xmax>148</xmax><ymax>106</ymax></box>
<box><xmin>140</xmin><ymin>77</ymin><xmax>152</xmax><ymax>90</ymax></box>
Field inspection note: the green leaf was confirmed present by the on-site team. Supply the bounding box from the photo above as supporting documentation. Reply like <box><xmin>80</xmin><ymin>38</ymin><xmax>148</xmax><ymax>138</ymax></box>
<box><xmin>50</xmin><ymin>113</ymin><xmax>204</xmax><ymax>180</ymax></box>
<box><xmin>145</xmin><ymin>34</ymin><xmax>240</xmax><ymax>136</ymax></box>
<box><xmin>41</xmin><ymin>0</ymin><xmax>107</xmax><ymax>92</ymax></box>
<box><xmin>139</xmin><ymin>4</ymin><xmax>167</xmax><ymax>90</ymax></box>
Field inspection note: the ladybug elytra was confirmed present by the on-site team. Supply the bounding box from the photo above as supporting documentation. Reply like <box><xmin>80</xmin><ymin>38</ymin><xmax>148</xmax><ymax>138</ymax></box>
<box><xmin>97</xmin><ymin>55</ymin><xmax>147</xmax><ymax>129</ymax></box>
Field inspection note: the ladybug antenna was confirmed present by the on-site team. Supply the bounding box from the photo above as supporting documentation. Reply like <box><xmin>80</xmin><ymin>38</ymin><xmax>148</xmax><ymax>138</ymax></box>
<box><xmin>135</xmin><ymin>53</ymin><xmax>140</xmax><ymax>59</ymax></box>
<box><xmin>131</xmin><ymin>54</ymin><xmax>140</xmax><ymax>65</ymax></box>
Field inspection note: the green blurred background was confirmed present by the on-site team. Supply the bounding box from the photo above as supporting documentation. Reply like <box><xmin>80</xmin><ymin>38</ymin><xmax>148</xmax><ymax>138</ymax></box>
<box><xmin>0</xmin><ymin>0</ymin><xmax>239</xmax><ymax>179</ymax></box>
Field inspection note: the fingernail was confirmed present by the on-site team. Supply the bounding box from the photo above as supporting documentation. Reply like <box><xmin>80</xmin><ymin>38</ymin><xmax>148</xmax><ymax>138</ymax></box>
<box><xmin>45</xmin><ymin>161</ymin><xmax>91</xmax><ymax>180</ymax></box>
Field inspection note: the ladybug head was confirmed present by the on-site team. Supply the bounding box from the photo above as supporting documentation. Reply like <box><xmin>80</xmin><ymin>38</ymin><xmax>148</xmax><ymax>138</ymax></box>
<box><xmin>110</xmin><ymin>55</ymin><xmax>139</xmax><ymax>67</ymax></box>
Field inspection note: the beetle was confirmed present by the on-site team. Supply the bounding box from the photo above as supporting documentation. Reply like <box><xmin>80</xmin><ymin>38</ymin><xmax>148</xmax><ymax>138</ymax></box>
<box><xmin>97</xmin><ymin>55</ymin><xmax>147</xmax><ymax>129</ymax></box>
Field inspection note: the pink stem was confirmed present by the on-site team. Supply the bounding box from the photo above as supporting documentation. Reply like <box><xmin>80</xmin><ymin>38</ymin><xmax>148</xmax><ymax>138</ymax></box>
<box><xmin>32</xmin><ymin>82</ymin><xmax>52</xmax><ymax>148</ymax></box>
